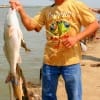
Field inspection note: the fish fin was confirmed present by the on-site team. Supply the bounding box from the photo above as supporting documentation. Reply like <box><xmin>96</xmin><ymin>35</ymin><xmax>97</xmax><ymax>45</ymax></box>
<box><xmin>21</xmin><ymin>39</ymin><xmax>31</xmax><ymax>52</ymax></box>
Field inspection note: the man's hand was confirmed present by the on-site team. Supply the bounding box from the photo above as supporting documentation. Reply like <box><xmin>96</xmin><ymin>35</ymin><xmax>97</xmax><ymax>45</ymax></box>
<box><xmin>61</xmin><ymin>35</ymin><xmax>78</xmax><ymax>48</ymax></box>
<box><xmin>9</xmin><ymin>0</ymin><xmax>22</xmax><ymax>12</ymax></box>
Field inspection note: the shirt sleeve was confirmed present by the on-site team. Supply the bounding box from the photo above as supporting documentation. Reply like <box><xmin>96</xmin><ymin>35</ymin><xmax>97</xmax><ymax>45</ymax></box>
<box><xmin>76</xmin><ymin>1</ymin><xmax>96</xmax><ymax>27</ymax></box>
<box><xmin>32</xmin><ymin>8</ymin><xmax>46</xmax><ymax>30</ymax></box>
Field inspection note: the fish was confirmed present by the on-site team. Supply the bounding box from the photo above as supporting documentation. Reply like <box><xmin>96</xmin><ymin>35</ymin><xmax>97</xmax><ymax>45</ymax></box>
<box><xmin>3</xmin><ymin>8</ymin><xmax>30</xmax><ymax>100</ymax></box>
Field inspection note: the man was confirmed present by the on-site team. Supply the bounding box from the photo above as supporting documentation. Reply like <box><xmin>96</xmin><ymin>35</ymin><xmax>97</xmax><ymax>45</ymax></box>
<box><xmin>9</xmin><ymin>0</ymin><xmax>99</xmax><ymax>100</ymax></box>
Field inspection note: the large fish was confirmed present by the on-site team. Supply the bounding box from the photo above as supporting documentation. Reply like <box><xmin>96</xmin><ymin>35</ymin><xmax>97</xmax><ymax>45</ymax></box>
<box><xmin>3</xmin><ymin>8</ymin><xmax>30</xmax><ymax>100</ymax></box>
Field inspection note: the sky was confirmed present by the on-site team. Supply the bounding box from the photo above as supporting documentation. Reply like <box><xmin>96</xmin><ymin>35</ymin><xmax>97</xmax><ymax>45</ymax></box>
<box><xmin>0</xmin><ymin>0</ymin><xmax>100</xmax><ymax>7</ymax></box>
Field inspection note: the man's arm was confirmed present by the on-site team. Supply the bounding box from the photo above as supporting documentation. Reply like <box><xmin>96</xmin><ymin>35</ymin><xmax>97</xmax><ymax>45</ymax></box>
<box><xmin>18</xmin><ymin>7</ymin><xmax>41</xmax><ymax>31</ymax></box>
<box><xmin>9</xmin><ymin>0</ymin><xmax>41</xmax><ymax>31</ymax></box>
<box><xmin>76</xmin><ymin>20</ymin><xmax>99</xmax><ymax>41</ymax></box>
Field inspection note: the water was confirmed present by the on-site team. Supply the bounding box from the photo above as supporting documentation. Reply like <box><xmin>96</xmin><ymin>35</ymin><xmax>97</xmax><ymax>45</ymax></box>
<box><xmin>0</xmin><ymin>6</ymin><xmax>46</xmax><ymax>99</ymax></box>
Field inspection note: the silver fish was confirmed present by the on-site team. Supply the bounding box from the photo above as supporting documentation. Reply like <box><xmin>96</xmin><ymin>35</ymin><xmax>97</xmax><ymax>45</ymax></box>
<box><xmin>3</xmin><ymin>8</ymin><xmax>30</xmax><ymax>100</ymax></box>
<box><xmin>4</xmin><ymin>8</ymin><xmax>22</xmax><ymax>76</ymax></box>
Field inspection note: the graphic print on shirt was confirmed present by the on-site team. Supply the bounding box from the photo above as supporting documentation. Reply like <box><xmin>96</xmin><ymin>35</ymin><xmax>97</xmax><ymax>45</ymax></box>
<box><xmin>46</xmin><ymin>10</ymin><xmax>72</xmax><ymax>49</ymax></box>
<box><xmin>49</xmin><ymin>20</ymin><xmax>70</xmax><ymax>37</ymax></box>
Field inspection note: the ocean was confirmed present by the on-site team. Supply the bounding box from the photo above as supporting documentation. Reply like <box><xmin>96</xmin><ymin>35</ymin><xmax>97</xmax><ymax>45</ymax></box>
<box><xmin>0</xmin><ymin>6</ymin><xmax>46</xmax><ymax>99</ymax></box>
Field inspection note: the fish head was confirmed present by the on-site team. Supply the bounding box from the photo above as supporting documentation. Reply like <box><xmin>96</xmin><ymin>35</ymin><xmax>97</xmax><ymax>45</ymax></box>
<box><xmin>6</xmin><ymin>8</ymin><xmax>19</xmax><ymax>27</ymax></box>
<box><xmin>4</xmin><ymin>8</ymin><xmax>22</xmax><ymax>39</ymax></box>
